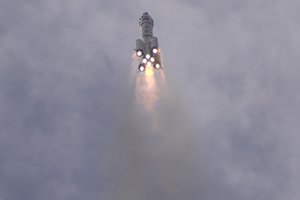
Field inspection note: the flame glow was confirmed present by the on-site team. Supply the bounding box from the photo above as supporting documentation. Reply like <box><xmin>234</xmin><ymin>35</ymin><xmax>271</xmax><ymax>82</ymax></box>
<box><xmin>135</xmin><ymin>62</ymin><xmax>157</xmax><ymax>113</ymax></box>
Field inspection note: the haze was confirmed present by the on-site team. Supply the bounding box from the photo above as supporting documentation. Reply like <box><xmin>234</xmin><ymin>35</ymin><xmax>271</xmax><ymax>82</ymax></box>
<box><xmin>1</xmin><ymin>0</ymin><xmax>300</xmax><ymax>200</ymax></box>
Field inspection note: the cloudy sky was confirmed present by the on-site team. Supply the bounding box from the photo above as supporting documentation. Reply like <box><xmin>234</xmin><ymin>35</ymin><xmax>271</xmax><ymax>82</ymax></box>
<box><xmin>1</xmin><ymin>0</ymin><xmax>300</xmax><ymax>199</ymax></box>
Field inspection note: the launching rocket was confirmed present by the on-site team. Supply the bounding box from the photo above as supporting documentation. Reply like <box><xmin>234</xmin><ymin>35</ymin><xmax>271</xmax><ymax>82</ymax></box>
<box><xmin>135</xmin><ymin>12</ymin><xmax>162</xmax><ymax>72</ymax></box>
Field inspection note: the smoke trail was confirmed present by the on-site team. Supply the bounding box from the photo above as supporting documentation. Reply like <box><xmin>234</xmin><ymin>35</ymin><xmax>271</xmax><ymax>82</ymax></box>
<box><xmin>109</xmin><ymin>55</ymin><xmax>202</xmax><ymax>200</ymax></box>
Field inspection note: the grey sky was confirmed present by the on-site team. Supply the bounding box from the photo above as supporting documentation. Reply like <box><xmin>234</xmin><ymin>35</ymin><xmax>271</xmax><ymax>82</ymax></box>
<box><xmin>1</xmin><ymin>0</ymin><xmax>300</xmax><ymax>199</ymax></box>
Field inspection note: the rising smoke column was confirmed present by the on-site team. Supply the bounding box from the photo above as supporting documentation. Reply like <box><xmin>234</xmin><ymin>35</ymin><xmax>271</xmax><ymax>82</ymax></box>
<box><xmin>110</xmin><ymin>56</ymin><xmax>202</xmax><ymax>200</ymax></box>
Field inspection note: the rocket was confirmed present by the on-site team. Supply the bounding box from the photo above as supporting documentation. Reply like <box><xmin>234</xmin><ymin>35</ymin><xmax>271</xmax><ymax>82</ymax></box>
<box><xmin>135</xmin><ymin>12</ymin><xmax>162</xmax><ymax>72</ymax></box>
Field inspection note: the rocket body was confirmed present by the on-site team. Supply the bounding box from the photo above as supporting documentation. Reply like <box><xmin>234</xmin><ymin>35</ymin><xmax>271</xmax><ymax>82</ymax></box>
<box><xmin>135</xmin><ymin>12</ymin><xmax>161</xmax><ymax>72</ymax></box>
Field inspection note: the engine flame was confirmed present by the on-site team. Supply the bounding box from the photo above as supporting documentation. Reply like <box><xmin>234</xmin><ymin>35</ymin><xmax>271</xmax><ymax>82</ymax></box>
<box><xmin>145</xmin><ymin>62</ymin><xmax>154</xmax><ymax>76</ymax></box>
<box><xmin>135</xmin><ymin>62</ymin><xmax>157</xmax><ymax>113</ymax></box>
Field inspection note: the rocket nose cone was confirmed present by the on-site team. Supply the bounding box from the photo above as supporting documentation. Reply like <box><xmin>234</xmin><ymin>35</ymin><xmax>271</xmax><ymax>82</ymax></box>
<box><xmin>139</xmin><ymin>13</ymin><xmax>154</xmax><ymax>27</ymax></box>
